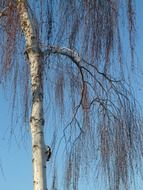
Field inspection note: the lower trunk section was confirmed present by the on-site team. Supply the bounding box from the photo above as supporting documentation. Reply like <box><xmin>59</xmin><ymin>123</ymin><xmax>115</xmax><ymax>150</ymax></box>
<box><xmin>30</xmin><ymin>118</ymin><xmax>47</xmax><ymax>190</ymax></box>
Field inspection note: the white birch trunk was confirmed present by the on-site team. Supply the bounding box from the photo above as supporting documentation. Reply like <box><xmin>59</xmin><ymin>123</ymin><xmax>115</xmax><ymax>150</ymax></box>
<box><xmin>17</xmin><ymin>1</ymin><xmax>47</xmax><ymax>190</ymax></box>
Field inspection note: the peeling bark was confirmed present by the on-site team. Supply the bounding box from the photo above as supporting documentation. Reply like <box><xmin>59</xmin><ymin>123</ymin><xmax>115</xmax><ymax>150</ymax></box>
<box><xmin>17</xmin><ymin>1</ymin><xmax>47</xmax><ymax>190</ymax></box>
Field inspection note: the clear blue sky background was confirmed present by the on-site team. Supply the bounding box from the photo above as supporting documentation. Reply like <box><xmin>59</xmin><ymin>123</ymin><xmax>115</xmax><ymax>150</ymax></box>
<box><xmin>1</xmin><ymin>1</ymin><xmax>143</xmax><ymax>190</ymax></box>
<box><xmin>0</xmin><ymin>90</ymin><xmax>33</xmax><ymax>189</ymax></box>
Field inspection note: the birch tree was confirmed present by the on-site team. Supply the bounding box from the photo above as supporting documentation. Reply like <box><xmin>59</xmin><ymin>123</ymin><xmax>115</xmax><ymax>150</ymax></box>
<box><xmin>0</xmin><ymin>0</ymin><xmax>143</xmax><ymax>190</ymax></box>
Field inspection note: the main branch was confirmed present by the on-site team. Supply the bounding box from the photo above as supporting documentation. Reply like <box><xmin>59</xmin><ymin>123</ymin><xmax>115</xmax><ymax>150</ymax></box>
<box><xmin>44</xmin><ymin>45</ymin><xmax>118</xmax><ymax>82</ymax></box>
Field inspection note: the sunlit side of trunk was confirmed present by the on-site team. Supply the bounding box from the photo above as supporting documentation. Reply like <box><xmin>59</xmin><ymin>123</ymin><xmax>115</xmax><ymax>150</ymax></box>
<box><xmin>17</xmin><ymin>1</ymin><xmax>47</xmax><ymax>190</ymax></box>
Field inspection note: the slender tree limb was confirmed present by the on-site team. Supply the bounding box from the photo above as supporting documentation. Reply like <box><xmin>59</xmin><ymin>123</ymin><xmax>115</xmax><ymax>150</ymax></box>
<box><xmin>43</xmin><ymin>45</ymin><xmax>120</xmax><ymax>83</ymax></box>
<box><xmin>82</xmin><ymin>59</ymin><xmax>121</xmax><ymax>82</ymax></box>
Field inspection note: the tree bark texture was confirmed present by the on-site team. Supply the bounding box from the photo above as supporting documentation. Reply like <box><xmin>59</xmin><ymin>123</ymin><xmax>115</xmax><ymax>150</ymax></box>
<box><xmin>17</xmin><ymin>1</ymin><xmax>47</xmax><ymax>190</ymax></box>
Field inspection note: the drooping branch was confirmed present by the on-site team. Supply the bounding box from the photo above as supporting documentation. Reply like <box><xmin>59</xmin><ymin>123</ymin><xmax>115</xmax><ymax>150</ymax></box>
<box><xmin>43</xmin><ymin>45</ymin><xmax>143</xmax><ymax>190</ymax></box>
<box><xmin>43</xmin><ymin>45</ymin><xmax>123</xmax><ymax>109</ymax></box>
<box><xmin>44</xmin><ymin>46</ymin><xmax>86</xmax><ymax>109</ymax></box>
<box><xmin>43</xmin><ymin>45</ymin><xmax>125</xmax><ymax>113</ymax></box>
<box><xmin>43</xmin><ymin>45</ymin><xmax>119</xmax><ymax>82</ymax></box>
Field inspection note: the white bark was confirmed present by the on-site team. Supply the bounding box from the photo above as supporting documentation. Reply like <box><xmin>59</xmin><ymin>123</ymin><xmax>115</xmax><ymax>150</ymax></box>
<box><xmin>17</xmin><ymin>1</ymin><xmax>47</xmax><ymax>190</ymax></box>
<box><xmin>44</xmin><ymin>46</ymin><xmax>81</xmax><ymax>66</ymax></box>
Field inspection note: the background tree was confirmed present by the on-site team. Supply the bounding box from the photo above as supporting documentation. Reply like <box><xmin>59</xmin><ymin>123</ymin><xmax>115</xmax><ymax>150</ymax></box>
<box><xmin>0</xmin><ymin>0</ymin><xmax>143</xmax><ymax>190</ymax></box>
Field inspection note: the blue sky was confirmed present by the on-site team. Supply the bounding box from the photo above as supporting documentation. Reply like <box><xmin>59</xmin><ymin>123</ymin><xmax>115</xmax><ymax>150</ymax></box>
<box><xmin>0</xmin><ymin>90</ymin><xmax>32</xmax><ymax>190</ymax></box>
<box><xmin>1</xmin><ymin>1</ymin><xmax>143</xmax><ymax>190</ymax></box>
